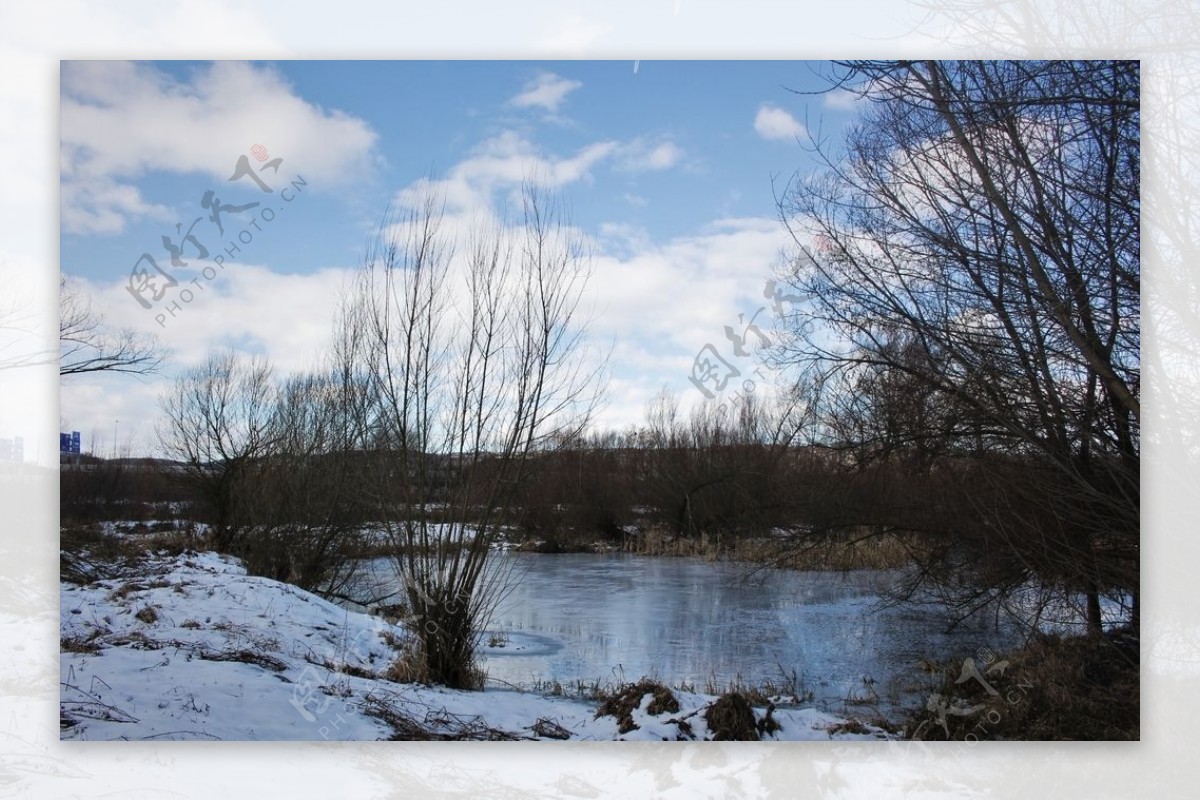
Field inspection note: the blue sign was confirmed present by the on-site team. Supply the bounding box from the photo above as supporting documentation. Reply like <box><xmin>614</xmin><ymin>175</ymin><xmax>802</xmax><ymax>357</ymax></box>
<box><xmin>60</xmin><ymin>432</ymin><xmax>81</xmax><ymax>455</ymax></box>
<box><xmin>71</xmin><ymin>431</ymin><xmax>81</xmax><ymax>454</ymax></box>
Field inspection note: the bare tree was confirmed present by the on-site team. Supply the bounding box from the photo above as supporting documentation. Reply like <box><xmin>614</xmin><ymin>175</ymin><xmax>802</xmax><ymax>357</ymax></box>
<box><xmin>236</xmin><ymin>370</ymin><xmax>373</xmax><ymax>597</ymax></box>
<box><xmin>338</xmin><ymin>185</ymin><xmax>604</xmax><ymax>687</ymax></box>
<box><xmin>0</xmin><ymin>278</ymin><xmax>44</xmax><ymax>373</ymax></box>
<box><xmin>155</xmin><ymin>345</ymin><xmax>378</xmax><ymax>599</ymax></box>
<box><xmin>639</xmin><ymin>387</ymin><xmax>814</xmax><ymax>543</ymax></box>
<box><xmin>60</xmin><ymin>276</ymin><xmax>162</xmax><ymax>376</ymax></box>
<box><xmin>777</xmin><ymin>60</ymin><xmax>1139</xmax><ymax>634</ymax></box>
<box><xmin>158</xmin><ymin>350</ymin><xmax>277</xmax><ymax>553</ymax></box>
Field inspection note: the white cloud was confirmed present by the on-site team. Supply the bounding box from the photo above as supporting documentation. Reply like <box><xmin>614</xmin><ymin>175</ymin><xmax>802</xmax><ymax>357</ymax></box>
<box><xmin>61</xmin><ymin>61</ymin><xmax>378</xmax><ymax>234</ymax></box>
<box><xmin>585</xmin><ymin>215</ymin><xmax>792</xmax><ymax>381</ymax></box>
<box><xmin>823</xmin><ymin>88</ymin><xmax>861</xmax><ymax>110</ymax></box>
<box><xmin>60</xmin><ymin>207</ymin><xmax>796</xmax><ymax>451</ymax></box>
<box><xmin>103</xmin><ymin>262</ymin><xmax>352</xmax><ymax>373</ymax></box>
<box><xmin>395</xmin><ymin>130</ymin><xmax>617</xmax><ymax>214</ymax></box>
<box><xmin>60</xmin><ymin>105</ymin><xmax>797</xmax><ymax>450</ymax></box>
<box><xmin>616</xmin><ymin>140</ymin><xmax>685</xmax><ymax>172</ymax></box>
<box><xmin>507</xmin><ymin>72</ymin><xmax>583</xmax><ymax>113</ymax></box>
<box><xmin>597</xmin><ymin>221</ymin><xmax>652</xmax><ymax>258</ymax></box>
<box><xmin>387</xmin><ymin>129</ymin><xmax>793</xmax><ymax>429</ymax></box>
<box><xmin>61</xmin><ymin>260</ymin><xmax>357</xmax><ymax>455</ymax></box>
<box><xmin>60</xmin><ymin>176</ymin><xmax>173</xmax><ymax>235</ymax></box>
<box><xmin>754</xmin><ymin>104</ymin><xmax>806</xmax><ymax>141</ymax></box>
<box><xmin>393</xmin><ymin>132</ymin><xmax>684</xmax><ymax>227</ymax></box>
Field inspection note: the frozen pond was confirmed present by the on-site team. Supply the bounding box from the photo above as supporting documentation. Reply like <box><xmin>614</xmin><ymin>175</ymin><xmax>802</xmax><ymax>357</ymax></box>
<box><xmin>474</xmin><ymin>553</ymin><xmax>1025</xmax><ymax>714</ymax></box>
<box><xmin>345</xmin><ymin>552</ymin><xmax>1130</xmax><ymax>714</ymax></box>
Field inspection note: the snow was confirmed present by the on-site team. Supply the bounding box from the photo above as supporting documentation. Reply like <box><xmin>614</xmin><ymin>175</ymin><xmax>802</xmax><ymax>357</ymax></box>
<box><xmin>98</xmin><ymin>519</ymin><xmax>209</xmax><ymax>538</ymax></box>
<box><xmin>60</xmin><ymin>549</ymin><xmax>890</xmax><ymax>742</ymax></box>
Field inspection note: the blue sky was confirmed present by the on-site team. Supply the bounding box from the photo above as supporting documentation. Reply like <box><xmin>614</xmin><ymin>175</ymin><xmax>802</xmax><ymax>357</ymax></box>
<box><xmin>59</xmin><ymin>60</ymin><xmax>859</xmax><ymax>455</ymax></box>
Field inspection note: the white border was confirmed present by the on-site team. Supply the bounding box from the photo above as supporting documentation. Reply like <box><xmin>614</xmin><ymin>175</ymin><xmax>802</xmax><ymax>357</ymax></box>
<box><xmin>1</xmin><ymin>1</ymin><xmax>1192</xmax><ymax>797</ymax></box>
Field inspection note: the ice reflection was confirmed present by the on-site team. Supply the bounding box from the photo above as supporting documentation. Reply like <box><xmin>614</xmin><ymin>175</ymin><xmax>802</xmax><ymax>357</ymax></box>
<box><xmin>480</xmin><ymin>553</ymin><xmax>1023</xmax><ymax>712</ymax></box>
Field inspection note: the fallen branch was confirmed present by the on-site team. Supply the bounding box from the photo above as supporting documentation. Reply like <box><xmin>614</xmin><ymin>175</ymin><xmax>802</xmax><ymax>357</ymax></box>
<box><xmin>60</xmin><ymin>681</ymin><xmax>139</xmax><ymax>725</ymax></box>
<box><xmin>530</xmin><ymin>717</ymin><xmax>573</xmax><ymax>740</ymax></box>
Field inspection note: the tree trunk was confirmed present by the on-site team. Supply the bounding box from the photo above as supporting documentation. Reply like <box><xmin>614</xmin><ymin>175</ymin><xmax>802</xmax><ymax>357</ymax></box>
<box><xmin>1085</xmin><ymin>579</ymin><xmax>1104</xmax><ymax>637</ymax></box>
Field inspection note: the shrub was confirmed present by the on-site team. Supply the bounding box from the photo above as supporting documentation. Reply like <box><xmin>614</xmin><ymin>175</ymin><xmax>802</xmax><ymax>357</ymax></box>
<box><xmin>704</xmin><ymin>692</ymin><xmax>760</xmax><ymax>741</ymax></box>
<box><xmin>906</xmin><ymin>630</ymin><xmax>1139</xmax><ymax>740</ymax></box>
<box><xmin>595</xmin><ymin>680</ymin><xmax>680</xmax><ymax>734</ymax></box>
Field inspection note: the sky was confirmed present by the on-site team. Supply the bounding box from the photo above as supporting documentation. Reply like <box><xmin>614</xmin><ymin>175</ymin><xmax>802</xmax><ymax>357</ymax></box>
<box><xmin>58</xmin><ymin>60</ymin><xmax>861</xmax><ymax>457</ymax></box>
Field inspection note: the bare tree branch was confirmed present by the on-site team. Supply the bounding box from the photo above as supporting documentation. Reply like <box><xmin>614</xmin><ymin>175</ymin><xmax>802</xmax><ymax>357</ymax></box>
<box><xmin>60</xmin><ymin>277</ymin><xmax>163</xmax><ymax>377</ymax></box>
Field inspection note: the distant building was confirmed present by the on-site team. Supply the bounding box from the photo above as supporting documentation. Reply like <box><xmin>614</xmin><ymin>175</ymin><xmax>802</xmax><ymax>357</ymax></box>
<box><xmin>0</xmin><ymin>436</ymin><xmax>25</xmax><ymax>463</ymax></box>
<box><xmin>60</xmin><ymin>431</ymin><xmax>82</xmax><ymax>456</ymax></box>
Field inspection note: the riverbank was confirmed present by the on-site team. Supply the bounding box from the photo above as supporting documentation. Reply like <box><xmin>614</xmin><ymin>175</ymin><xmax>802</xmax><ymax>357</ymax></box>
<box><xmin>66</xmin><ymin>516</ymin><xmax>916</xmax><ymax>572</ymax></box>
<box><xmin>509</xmin><ymin>524</ymin><xmax>916</xmax><ymax>570</ymax></box>
<box><xmin>59</xmin><ymin>544</ymin><xmax>892</xmax><ymax>741</ymax></box>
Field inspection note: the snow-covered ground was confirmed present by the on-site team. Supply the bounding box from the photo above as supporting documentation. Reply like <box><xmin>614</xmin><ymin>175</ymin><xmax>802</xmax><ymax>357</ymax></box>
<box><xmin>60</xmin><ymin>549</ymin><xmax>890</xmax><ymax>742</ymax></box>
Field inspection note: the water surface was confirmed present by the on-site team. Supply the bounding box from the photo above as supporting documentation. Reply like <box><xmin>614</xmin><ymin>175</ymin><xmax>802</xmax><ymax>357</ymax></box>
<box><xmin>477</xmin><ymin>553</ymin><xmax>1024</xmax><ymax>713</ymax></box>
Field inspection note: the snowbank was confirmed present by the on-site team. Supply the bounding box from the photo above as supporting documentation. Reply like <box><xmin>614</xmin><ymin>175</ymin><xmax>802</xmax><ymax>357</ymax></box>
<box><xmin>60</xmin><ymin>550</ymin><xmax>890</xmax><ymax>742</ymax></box>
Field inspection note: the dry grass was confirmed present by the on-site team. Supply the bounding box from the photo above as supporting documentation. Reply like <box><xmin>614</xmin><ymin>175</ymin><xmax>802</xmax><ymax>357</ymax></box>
<box><xmin>619</xmin><ymin>526</ymin><xmax>915</xmax><ymax>571</ymax></box>
<box><xmin>110</xmin><ymin>580</ymin><xmax>169</xmax><ymax>600</ymax></box>
<box><xmin>67</xmin><ymin>626</ymin><xmax>291</xmax><ymax>675</ymax></box>
<box><xmin>906</xmin><ymin>630</ymin><xmax>1139</xmax><ymax>741</ymax></box>
<box><xmin>61</xmin><ymin>524</ymin><xmax>201</xmax><ymax>585</ymax></box>
<box><xmin>60</xmin><ymin>526</ymin><xmax>147</xmax><ymax>584</ymax></box>
<box><xmin>698</xmin><ymin>667</ymin><xmax>815</xmax><ymax>706</ymax></box>
<box><xmin>363</xmin><ymin>694</ymin><xmax>524</xmax><ymax>741</ymax></box>
<box><xmin>60</xmin><ymin>634</ymin><xmax>104</xmax><ymax>654</ymax></box>
<box><xmin>383</xmin><ymin>640</ymin><xmax>433</xmax><ymax>686</ymax></box>
<box><xmin>530</xmin><ymin>717</ymin><xmax>574</xmax><ymax>740</ymax></box>
<box><xmin>748</xmin><ymin>530</ymin><xmax>916</xmax><ymax>571</ymax></box>
<box><xmin>527</xmin><ymin>677</ymin><xmax>612</xmax><ymax>700</ymax></box>
<box><xmin>704</xmin><ymin>692</ymin><xmax>760</xmax><ymax>741</ymax></box>
<box><xmin>201</xmin><ymin>648</ymin><xmax>288</xmax><ymax>672</ymax></box>
<box><xmin>826</xmin><ymin>719</ymin><xmax>870</xmax><ymax>736</ymax></box>
<box><xmin>623</xmin><ymin>528</ymin><xmax>725</xmax><ymax>560</ymax></box>
<box><xmin>595</xmin><ymin>680</ymin><xmax>680</xmax><ymax>734</ymax></box>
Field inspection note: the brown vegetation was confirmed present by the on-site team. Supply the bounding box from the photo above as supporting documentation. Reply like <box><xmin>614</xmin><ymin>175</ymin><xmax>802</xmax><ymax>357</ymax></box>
<box><xmin>906</xmin><ymin>631</ymin><xmax>1139</xmax><ymax>740</ymax></box>
<box><xmin>595</xmin><ymin>680</ymin><xmax>680</xmax><ymax>734</ymax></box>
<box><xmin>704</xmin><ymin>692</ymin><xmax>761</xmax><ymax>741</ymax></box>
